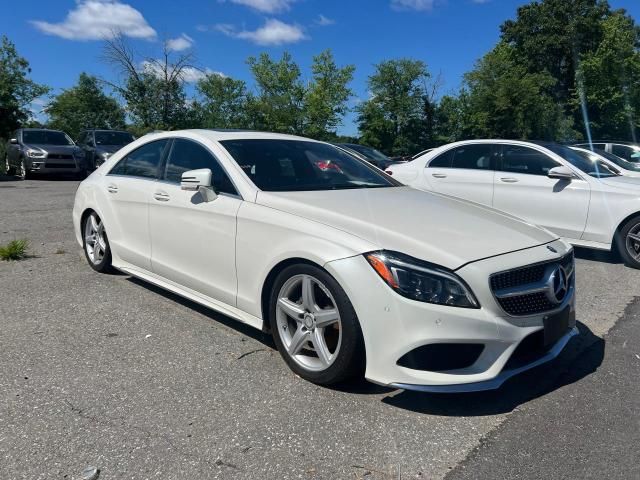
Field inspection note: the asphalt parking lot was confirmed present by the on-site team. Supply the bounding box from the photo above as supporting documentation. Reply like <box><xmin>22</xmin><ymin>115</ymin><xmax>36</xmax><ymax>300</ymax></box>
<box><xmin>1</xmin><ymin>177</ymin><xmax>638</xmax><ymax>480</ymax></box>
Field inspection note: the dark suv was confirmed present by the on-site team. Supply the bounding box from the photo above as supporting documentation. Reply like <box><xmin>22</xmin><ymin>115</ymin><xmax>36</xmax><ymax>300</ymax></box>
<box><xmin>5</xmin><ymin>128</ymin><xmax>88</xmax><ymax>179</ymax></box>
<box><xmin>77</xmin><ymin>129</ymin><xmax>135</xmax><ymax>169</ymax></box>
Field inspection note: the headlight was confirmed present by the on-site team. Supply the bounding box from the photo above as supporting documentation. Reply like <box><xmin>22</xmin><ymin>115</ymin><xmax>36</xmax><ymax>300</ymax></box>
<box><xmin>99</xmin><ymin>152</ymin><xmax>112</xmax><ymax>159</ymax></box>
<box><xmin>26</xmin><ymin>149</ymin><xmax>46</xmax><ymax>158</ymax></box>
<box><xmin>365</xmin><ymin>251</ymin><xmax>479</xmax><ymax>308</ymax></box>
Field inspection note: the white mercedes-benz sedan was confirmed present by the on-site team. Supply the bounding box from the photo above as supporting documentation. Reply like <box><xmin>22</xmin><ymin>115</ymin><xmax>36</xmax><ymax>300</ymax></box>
<box><xmin>386</xmin><ymin>139</ymin><xmax>640</xmax><ymax>269</ymax></box>
<box><xmin>73</xmin><ymin>130</ymin><xmax>577</xmax><ymax>392</ymax></box>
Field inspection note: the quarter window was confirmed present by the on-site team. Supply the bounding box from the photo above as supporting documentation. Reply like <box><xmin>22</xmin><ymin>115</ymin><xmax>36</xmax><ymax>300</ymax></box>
<box><xmin>450</xmin><ymin>144</ymin><xmax>494</xmax><ymax>170</ymax></box>
<box><xmin>428</xmin><ymin>150</ymin><xmax>452</xmax><ymax>168</ymax></box>
<box><xmin>500</xmin><ymin>145</ymin><xmax>558</xmax><ymax>176</ymax></box>
<box><xmin>163</xmin><ymin>138</ymin><xmax>237</xmax><ymax>195</ymax></box>
<box><xmin>109</xmin><ymin>139</ymin><xmax>168</xmax><ymax>178</ymax></box>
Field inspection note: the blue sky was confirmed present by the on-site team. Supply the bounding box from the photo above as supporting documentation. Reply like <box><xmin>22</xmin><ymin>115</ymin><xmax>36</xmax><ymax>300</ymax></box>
<box><xmin>3</xmin><ymin>0</ymin><xmax>639</xmax><ymax>135</ymax></box>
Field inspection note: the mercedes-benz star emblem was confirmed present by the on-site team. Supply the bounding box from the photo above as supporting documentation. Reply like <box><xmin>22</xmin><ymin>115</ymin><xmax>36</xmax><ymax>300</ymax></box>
<box><xmin>545</xmin><ymin>265</ymin><xmax>569</xmax><ymax>304</ymax></box>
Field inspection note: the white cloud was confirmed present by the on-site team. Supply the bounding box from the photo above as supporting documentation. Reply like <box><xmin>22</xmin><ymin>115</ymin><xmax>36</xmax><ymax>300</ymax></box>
<box><xmin>215</xmin><ymin>19</ymin><xmax>306</xmax><ymax>46</ymax></box>
<box><xmin>141</xmin><ymin>61</ymin><xmax>225</xmax><ymax>83</ymax></box>
<box><xmin>31</xmin><ymin>0</ymin><xmax>156</xmax><ymax>40</ymax></box>
<box><xmin>226</xmin><ymin>0</ymin><xmax>295</xmax><ymax>13</ymax></box>
<box><xmin>315</xmin><ymin>14</ymin><xmax>335</xmax><ymax>26</ymax></box>
<box><xmin>166</xmin><ymin>34</ymin><xmax>194</xmax><ymax>52</ymax></box>
<box><xmin>391</xmin><ymin>0</ymin><xmax>436</xmax><ymax>11</ymax></box>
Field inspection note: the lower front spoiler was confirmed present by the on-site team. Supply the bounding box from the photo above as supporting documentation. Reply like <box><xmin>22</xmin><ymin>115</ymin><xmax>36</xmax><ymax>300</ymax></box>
<box><xmin>390</xmin><ymin>327</ymin><xmax>579</xmax><ymax>394</ymax></box>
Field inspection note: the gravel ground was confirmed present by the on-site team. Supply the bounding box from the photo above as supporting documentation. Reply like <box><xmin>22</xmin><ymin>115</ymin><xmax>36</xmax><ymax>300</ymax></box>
<box><xmin>0</xmin><ymin>177</ymin><xmax>637</xmax><ymax>480</ymax></box>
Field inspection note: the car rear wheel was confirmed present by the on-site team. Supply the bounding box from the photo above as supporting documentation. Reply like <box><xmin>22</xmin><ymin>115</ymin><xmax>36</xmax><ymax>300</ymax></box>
<box><xmin>616</xmin><ymin>216</ymin><xmax>640</xmax><ymax>269</ymax></box>
<box><xmin>269</xmin><ymin>264</ymin><xmax>365</xmax><ymax>385</ymax></box>
<box><xmin>83</xmin><ymin>212</ymin><xmax>113</xmax><ymax>273</ymax></box>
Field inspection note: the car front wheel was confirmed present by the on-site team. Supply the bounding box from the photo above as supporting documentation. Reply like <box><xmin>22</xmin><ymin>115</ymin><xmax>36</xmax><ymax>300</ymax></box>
<box><xmin>616</xmin><ymin>216</ymin><xmax>640</xmax><ymax>269</ymax></box>
<box><xmin>83</xmin><ymin>212</ymin><xmax>113</xmax><ymax>273</ymax></box>
<box><xmin>269</xmin><ymin>264</ymin><xmax>365</xmax><ymax>385</ymax></box>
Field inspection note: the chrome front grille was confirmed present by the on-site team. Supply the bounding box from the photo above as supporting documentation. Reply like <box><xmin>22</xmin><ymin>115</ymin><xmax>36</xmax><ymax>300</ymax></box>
<box><xmin>490</xmin><ymin>251</ymin><xmax>574</xmax><ymax>316</ymax></box>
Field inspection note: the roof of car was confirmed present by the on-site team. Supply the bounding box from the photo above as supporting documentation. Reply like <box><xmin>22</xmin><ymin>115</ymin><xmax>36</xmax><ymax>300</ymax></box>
<box><xmin>573</xmin><ymin>140</ymin><xmax>640</xmax><ymax>146</ymax></box>
<box><xmin>143</xmin><ymin>129</ymin><xmax>321</xmax><ymax>143</ymax></box>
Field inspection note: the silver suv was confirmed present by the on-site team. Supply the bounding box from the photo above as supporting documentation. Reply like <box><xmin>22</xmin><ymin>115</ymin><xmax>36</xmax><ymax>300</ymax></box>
<box><xmin>573</xmin><ymin>141</ymin><xmax>640</xmax><ymax>163</ymax></box>
<box><xmin>5</xmin><ymin>128</ymin><xmax>87</xmax><ymax>179</ymax></box>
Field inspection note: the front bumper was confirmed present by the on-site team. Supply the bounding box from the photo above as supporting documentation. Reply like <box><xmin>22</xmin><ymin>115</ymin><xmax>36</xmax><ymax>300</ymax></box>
<box><xmin>28</xmin><ymin>158</ymin><xmax>84</xmax><ymax>174</ymax></box>
<box><xmin>324</xmin><ymin>239</ymin><xmax>577</xmax><ymax>392</ymax></box>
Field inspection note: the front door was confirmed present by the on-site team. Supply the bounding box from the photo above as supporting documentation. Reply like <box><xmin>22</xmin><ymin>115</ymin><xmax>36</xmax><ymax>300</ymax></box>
<box><xmin>492</xmin><ymin>144</ymin><xmax>591</xmax><ymax>239</ymax></box>
<box><xmin>149</xmin><ymin>138</ymin><xmax>241</xmax><ymax>306</ymax></box>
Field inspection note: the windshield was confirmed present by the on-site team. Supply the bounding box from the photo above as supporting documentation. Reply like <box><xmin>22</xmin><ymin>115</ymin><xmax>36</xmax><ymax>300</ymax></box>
<box><xmin>95</xmin><ymin>131</ymin><xmax>135</xmax><ymax>146</ymax></box>
<box><xmin>23</xmin><ymin>130</ymin><xmax>73</xmax><ymax>146</ymax></box>
<box><xmin>594</xmin><ymin>149</ymin><xmax>640</xmax><ymax>171</ymax></box>
<box><xmin>546</xmin><ymin>144</ymin><xmax>619</xmax><ymax>178</ymax></box>
<box><xmin>343</xmin><ymin>144</ymin><xmax>390</xmax><ymax>162</ymax></box>
<box><xmin>221</xmin><ymin>139</ymin><xmax>400</xmax><ymax>192</ymax></box>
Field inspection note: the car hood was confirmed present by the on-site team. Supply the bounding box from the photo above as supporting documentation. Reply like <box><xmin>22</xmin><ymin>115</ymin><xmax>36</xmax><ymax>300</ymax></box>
<box><xmin>26</xmin><ymin>144</ymin><xmax>79</xmax><ymax>155</ymax></box>
<box><xmin>256</xmin><ymin>186</ymin><xmax>557</xmax><ymax>270</ymax></box>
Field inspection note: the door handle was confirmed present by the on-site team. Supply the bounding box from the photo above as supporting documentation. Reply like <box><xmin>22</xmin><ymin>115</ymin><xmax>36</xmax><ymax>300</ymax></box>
<box><xmin>107</xmin><ymin>184</ymin><xmax>118</xmax><ymax>193</ymax></box>
<box><xmin>500</xmin><ymin>177</ymin><xmax>519</xmax><ymax>183</ymax></box>
<box><xmin>432</xmin><ymin>173</ymin><xmax>447</xmax><ymax>178</ymax></box>
<box><xmin>153</xmin><ymin>191</ymin><xmax>170</xmax><ymax>202</ymax></box>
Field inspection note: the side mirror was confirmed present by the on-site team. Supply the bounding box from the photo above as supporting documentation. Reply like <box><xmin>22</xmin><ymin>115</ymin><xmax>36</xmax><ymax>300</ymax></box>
<box><xmin>181</xmin><ymin>168</ymin><xmax>217</xmax><ymax>202</ymax></box>
<box><xmin>9</xmin><ymin>138</ymin><xmax>18</xmax><ymax>144</ymax></box>
<box><xmin>547</xmin><ymin>166</ymin><xmax>575</xmax><ymax>180</ymax></box>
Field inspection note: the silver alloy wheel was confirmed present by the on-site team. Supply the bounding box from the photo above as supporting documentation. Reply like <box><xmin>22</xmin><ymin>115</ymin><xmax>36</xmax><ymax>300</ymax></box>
<box><xmin>84</xmin><ymin>213</ymin><xmax>107</xmax><ymax>265</ymax></box>
<box><xmin>19</xmin><ymin>159</ymin><xmax>26</xmax><ymax>179</ymax></box>
<box><xmin>4</xmin><ymin>156</ymin><xmax>9</xmax><ymax>175</ymax></box>
<box><xmin>276</xmin><ymin>274</ymin><xmax>342</xmax><ymax>372</ymax></box>
<box><xmin>625</xmin><ymin>222</ymin><xmax>640</xmax><ymax>261</ymax></box>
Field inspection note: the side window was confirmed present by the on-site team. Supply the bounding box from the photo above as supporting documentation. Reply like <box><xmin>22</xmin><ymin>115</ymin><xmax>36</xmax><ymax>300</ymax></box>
<box><xmin>612</xmin><ymin>144</ymin><xmax>638</xmax><ymax>162</ymax></box>
<box><xmin>428</xmin><ymin>150</ymin><xmax>452</xmax><ymax>168</ymax></box>
<box><xmin>450</xmin><ymin>144</ymin><xmax>494</xmax><ymax>170</ymax></box>
<box><xmin>501</xmin><ymin>145</ymin><xmax>559</xmax><ymax>176</ymax></box>
<box><xmin>163</xmin><ymin>138</ymin><xmax>238</xmax><ymax>195</ymax></box>
<box><xmin>109</xmin><ymin>139</ymin><xmax>168</xmax><ymax>178</ymax></box>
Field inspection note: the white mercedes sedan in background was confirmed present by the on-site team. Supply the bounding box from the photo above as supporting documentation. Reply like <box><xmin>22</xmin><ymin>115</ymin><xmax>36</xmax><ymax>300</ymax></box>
<box><xmin>73</xmin><ymin>130</ymin><xmax>577</xmax><ymax>392</ymax></box>
<box><xmin>387</xmin><ymin>139</ymin><xmax>640</xmax><ymax>269</ymax></box>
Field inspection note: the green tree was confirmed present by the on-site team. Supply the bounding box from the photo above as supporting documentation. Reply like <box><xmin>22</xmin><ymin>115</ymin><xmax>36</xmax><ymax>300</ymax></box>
<box><xmin>0</xmin><ymin>35</ymin><xmax>49</xmax><ymax>141</ymax></box>
<box><xmin>357</xmin><ymin>59</ymin><xmax>433</xmax><ymax>155</ymax></box>
<box><xmin>434</xmin><ymin>91</ymin><xmax>474</xmax><ymax>144</ymax></box>
<box><xmin>46</xmin><ymin>73</ymin><xmax>126</xmax><ymax>139</ymax></box>
<box><xmin>246</xmin><ymin>52</ymin><xmax>306</xmax><ymax>134</ymax></box>
<box><xmin>575</xmin><ymin>10</ymin><xmax>640</xmax><ymax>140</ymax></box>
<box><xmin>501</xmin><ymin>0</ymin><xmax>610</xmax><ymax>106</ymax></box>
<box><xmin>102</xmin><ymin>34</ymin><xmax>193</xmax><ymax>132</ymax></box>
<box><xmin>462</xmin><ymin>42</ymin><xmax>577</xmax><ymax>140</ymax></box>
<box><xmin>303</xmin><ymin>50</ymin><xmax>355</xmax><ymax>140</ymax></box>
<box><xmin>195</xmin><ymin>74</ymin><xmax>248</xmax><ymax>129</ymax></box>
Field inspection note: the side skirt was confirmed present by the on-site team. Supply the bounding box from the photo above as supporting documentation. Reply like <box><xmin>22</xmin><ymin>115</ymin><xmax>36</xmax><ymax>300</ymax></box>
<box><xmin>117</xmin><ymin>264</ymin><xmax>265</xmax><ymax>331</ymax></box>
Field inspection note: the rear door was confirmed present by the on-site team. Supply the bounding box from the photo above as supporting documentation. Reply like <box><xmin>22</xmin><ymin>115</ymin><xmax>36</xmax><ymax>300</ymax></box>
<box><xmin>424</xmin><ymin>143</ymin><xmax>498</xmax><ymax>206</ymax></box>
<box><xmin>104</xmin><ymin>139</ymin><xmax>169</xmax><ymax>270</ymax></box>
<box><xmin>492</xmin><ymin>144</ymin><xmax>590</xmax><ymax>239</ymax></box>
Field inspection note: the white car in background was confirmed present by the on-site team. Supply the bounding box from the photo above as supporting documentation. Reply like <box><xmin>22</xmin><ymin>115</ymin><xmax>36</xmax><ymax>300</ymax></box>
<box><xmin>73</xmin><ymin>130</ymin><xmax>577</xmax><ymax>392</ymax></box>
<box><xmin>386</xmin><ymin>139</ymin><xmax>640</xmax><ymax>269</ymax></box>
<box><xmin>570</xmin><ymin>146</ymin><xmax>640</xmax><ymax>178</ymax></box>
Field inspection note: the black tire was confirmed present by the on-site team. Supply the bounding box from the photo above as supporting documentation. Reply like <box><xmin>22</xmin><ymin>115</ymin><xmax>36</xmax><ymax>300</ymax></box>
<box><xmin>4</xmin><ymin>156</ymin><xmax>15</xmax><ymax>176</ymax></box>
<box><xmin>616</xmin><ymin>216</ymin><xmax>640</xmax><ymax>269</ymax></box>
<box><xmin>82</xmin><ymin>212</ymin><xmax>114</xmax><ymax>273</ymax></box>
<box><xmin>268</xmin><ymin>263</ymin><xmax>365</xmax><ymax>385</ymax></box>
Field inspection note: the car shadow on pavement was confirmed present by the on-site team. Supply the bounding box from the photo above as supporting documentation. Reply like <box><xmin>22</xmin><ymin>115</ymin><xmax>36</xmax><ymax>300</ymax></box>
<box><xmin>126</xmin><ymin>276</ymin><xmax>276</xmax><ymax>349</ymax></box>
<box><xmin>574</xmin><ymin>246</ymin><xmax>622</xmax><ymax>265</ymax></box>
<box><xmin>381</xmin><ymin>321</ymin><xmax>604</xmax><ymax>416</ymax></box>
<box><xmin>126</xmin><ymin>276</ymin><xmax>605</xmax><ymax>406</ymax></box>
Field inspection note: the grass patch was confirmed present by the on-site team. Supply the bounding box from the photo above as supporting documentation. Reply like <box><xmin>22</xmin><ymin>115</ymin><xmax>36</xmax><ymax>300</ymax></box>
<box><xmin>0</xmin><ymin>239</ymin><xmax>29</xmax><ymax>261</ymax></box>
